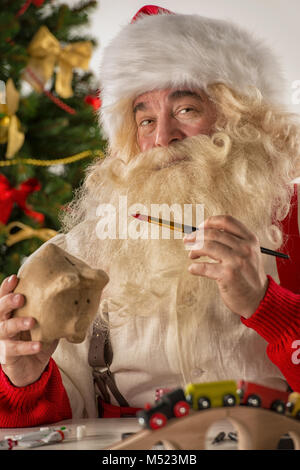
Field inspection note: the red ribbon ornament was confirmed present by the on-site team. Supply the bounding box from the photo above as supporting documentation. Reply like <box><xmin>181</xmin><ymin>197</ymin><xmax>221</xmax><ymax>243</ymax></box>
<box><xmin>0</xmin><ymin>174</ymin><xmax>45</xmax><ymax>225</ymax></box>
<box><xmin>16</xmin><ymin>0</ymin><xmax>45</xmax><ymax>18</ymax></box>
<box><xmin>6</xmin><ymin>1</ymin><xmax>45</xmax><ymax>45</ymax></box>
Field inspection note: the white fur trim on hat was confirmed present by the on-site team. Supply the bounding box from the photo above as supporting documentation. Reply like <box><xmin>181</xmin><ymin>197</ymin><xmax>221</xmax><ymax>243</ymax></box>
<box><xmin>99</xmin><ymin>13</ymin><xmax>287</xmax><ymax>142</ymax></box>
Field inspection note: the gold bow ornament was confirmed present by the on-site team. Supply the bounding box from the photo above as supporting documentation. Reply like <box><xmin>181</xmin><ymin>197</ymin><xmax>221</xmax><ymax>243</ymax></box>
<box><xmin>1</xmin><ymin>221</ymin><xmax>57</xmax><ymax>247</ymax></box>
<box><xmin>0</xmin><ymin>79</ymin><xmax>25</xmax><ymax>159</ymax></box>
<box><xmin>23</xmin><ymin>26</ymin><xmax>93</xmax><ymax>99</ymax></box>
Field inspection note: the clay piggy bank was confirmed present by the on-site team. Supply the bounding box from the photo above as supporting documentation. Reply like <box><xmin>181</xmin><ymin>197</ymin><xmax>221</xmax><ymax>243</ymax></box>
<box><xmin>13</xmin><ymin>243</ymin><xmax>109</xmax><ymax>344</ymax></box>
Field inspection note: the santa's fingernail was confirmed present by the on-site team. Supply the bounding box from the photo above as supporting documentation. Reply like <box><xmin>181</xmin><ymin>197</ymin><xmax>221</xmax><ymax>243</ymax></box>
<box><xmin>13</xmin><ymin>294</ymin><xmax>22</xmax><ymax>305</ymax></box>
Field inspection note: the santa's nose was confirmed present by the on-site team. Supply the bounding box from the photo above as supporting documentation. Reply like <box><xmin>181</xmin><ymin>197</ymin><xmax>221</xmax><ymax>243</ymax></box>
<box><xmin>154</xmin><ymin>115</ymin><xmax>185</xmax><ymax>147</ymax></box>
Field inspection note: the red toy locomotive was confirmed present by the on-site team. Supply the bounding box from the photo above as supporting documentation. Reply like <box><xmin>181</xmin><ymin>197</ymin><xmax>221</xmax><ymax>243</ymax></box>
<box><xmin>137</xmin><ymin>388</ymin><xmax>190</xmax><ymax>429</ymax></box>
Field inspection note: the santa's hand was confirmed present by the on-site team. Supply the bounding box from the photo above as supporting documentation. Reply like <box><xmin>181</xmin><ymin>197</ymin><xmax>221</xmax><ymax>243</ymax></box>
<box><xmin>183</xmin><ymin>215</ymin><xmax>268</xmax><ymax>319</ymax></box>
<box><xmin>0</xmin><ymin>274</ymin><xmax>58</xmax><ymax>387</ymax></box>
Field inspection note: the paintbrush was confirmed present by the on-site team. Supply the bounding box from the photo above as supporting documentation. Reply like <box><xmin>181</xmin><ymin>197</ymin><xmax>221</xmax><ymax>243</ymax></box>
<box><xmin>131</xmin><ymin>213</ymin><xmax>289</xmax><ymax>260</ymax></box>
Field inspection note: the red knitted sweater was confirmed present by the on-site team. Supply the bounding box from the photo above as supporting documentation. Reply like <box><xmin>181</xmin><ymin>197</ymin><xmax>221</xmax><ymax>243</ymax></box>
<box><xmin>1</xmin><ymin>187</ymin><xmax>299</xmax><ymax>428</ymax></box>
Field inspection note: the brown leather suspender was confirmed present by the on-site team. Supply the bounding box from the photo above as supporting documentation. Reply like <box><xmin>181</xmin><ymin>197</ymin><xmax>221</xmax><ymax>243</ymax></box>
<box><xmin>88</xmin><ymin>322</ymin><xmax>130</xmax><ymax>408</ymax></box>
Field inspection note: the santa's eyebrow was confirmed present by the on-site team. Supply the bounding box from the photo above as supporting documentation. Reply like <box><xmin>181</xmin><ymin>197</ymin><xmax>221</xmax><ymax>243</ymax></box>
<box><xmin>168</xmin><ymin>90</ymin><xmax>203</xmax><ymax>101</ymax></box>
<box><xmin>133</xmin><ymin>101</ymin><xmax>148</xmax><ymax>115</ymax></box>
<box><xmin>133</xmin><ymin>90</ymin><xmax>203</xmax><ymax>115</ymax></box>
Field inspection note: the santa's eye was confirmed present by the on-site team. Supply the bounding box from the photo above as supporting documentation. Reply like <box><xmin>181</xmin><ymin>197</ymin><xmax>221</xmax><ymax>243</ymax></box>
<box><xmin>139</xmin><ymin>119</ymin><xmax>153</xmax><ymax>127</ymax></box>
<box><xmin>177</xmin><ymin>107</ymin><xmax>198</xmax><ymax>116</ymax></box>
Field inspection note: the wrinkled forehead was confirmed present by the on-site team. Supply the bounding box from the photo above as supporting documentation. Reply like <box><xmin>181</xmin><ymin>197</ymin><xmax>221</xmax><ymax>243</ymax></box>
<box><xmin>132</xmin><ymin>87</ymin><xmax>207</xmax><ymax>112</ymax></box>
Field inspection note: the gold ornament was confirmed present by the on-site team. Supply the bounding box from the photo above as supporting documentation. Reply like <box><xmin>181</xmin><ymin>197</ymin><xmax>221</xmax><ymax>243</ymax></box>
<box><xmin>0</xmin><ymin>114</ymin><xmax>10</xmax><ymax>143</ymax></box>
<box><xmin>0</xmin><ymin>79</ymin><xmax>25</xmax><ymax>158</ymax></box>
<box><xmin>24</xmin><ymin>26</ymin><xmax>93</xmax><ymax>98</ymax></box>
<box><xmin>0</xmin><ymin>115</ymin><xmax>10</xmax><ymax>128</ymax></box>
<box><xmin>1</xmin><ymin>221</ymin><xmax>57</xmax><ymax>247</ymax></box>
<box><xmin>0</xmin><ymin>148</ymin><xmax>105</xmax><ymax>168</ymax></box>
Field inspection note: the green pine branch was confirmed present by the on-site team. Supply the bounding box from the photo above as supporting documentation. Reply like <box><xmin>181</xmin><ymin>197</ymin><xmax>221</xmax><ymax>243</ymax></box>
<box><xmin>0</xmin><ymin>0</ymin><xmax>105</xmax><ymax>281</ymax></box>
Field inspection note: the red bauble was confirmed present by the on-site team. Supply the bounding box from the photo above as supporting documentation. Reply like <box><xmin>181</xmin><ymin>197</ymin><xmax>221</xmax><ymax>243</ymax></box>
<box><xmin>84</xmin><ymin>95</ymin><xmax>101</xmax><ymax>110</ymax></box>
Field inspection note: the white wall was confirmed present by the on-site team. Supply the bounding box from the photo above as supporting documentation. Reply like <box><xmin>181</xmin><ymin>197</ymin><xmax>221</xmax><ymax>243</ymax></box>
<box><xmin>88</xmin><ymin>0</ymin><xmax>300</xmax><ymax>114</ymax></box>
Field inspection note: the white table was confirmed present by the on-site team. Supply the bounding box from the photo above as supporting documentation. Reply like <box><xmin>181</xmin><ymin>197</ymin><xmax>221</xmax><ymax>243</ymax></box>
<box><xmin>0</xmin><ymin>417</ymin><xmax>239</xmax><ymax>450</ymax></box>
<box><xmin>0</xmin><ymin>418</ymin><xmax>141</xmax><ymax>450</ymax></box>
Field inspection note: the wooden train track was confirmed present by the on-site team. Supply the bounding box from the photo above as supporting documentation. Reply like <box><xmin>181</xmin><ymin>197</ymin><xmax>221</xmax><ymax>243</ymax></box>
<box><xmin>106</xmin><ymin>407</ymin><xmax>300</xmax><ymax>450</ymax></box>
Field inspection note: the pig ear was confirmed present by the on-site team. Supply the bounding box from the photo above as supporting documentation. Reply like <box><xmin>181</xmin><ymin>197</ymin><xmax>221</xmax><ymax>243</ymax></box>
<box><xmin>80</xmin><ymin>266</ymin><xmax>109</xmax><ymax>285</ymax></box>
<box><xmin>46</xmin><ymin>273</ymin><xmax>80</xmax><ymax>295</ymax></box>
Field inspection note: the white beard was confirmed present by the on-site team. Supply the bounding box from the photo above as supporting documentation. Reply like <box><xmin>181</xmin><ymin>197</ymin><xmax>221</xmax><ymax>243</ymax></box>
<box><xmin>61</xmin><ymin>132</ymin><xmax>290</xmax><ymax>375</ymax></box>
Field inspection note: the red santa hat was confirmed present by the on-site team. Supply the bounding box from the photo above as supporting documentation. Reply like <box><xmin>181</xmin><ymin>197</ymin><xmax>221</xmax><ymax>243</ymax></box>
<box><xmin>99</xmin><ymin>5</ymin><xmax>286</xmax><ymax>143</ymax></box>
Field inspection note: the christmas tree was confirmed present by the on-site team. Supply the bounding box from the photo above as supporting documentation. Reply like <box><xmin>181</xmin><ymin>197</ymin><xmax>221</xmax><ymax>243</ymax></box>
<box><xmin>0</xmin><ymin>0</ymin><xmax>105</xmax><ymax>283</ymax></box>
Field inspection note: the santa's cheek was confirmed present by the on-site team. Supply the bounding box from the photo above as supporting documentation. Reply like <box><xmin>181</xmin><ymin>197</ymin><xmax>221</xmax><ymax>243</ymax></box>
<box><xmin>180</xmin><ymin>120</ymin><xmax>213</xmax><ymax>137</ymax></box>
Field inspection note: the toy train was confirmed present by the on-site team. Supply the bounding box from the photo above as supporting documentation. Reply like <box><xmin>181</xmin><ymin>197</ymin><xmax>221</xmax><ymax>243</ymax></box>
<box><xmin>286</xmin><ymin>392</ymin><xmax>300</xmax><ymax>419</ymax></box>
<box><xmin>137</xmin><ymin>380</ymin><xmax>300</xmax><ymax>430</ymax></box>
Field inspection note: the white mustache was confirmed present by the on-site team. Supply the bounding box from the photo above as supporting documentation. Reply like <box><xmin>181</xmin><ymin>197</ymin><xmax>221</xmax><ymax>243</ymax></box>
<box><xmin>157</xmin><ymin>154</ymin><xmax>192</xmax><ymax>170</ymax></box>
<box><xmin>118</xmin><ymin>134</ymin><xmax>215</xmax><ymax>179</ymax></box>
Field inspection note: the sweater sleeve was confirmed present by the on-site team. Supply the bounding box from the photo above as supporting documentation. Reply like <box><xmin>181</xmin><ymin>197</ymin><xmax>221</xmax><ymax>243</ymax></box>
<box><xmin>0</xmin><ymin>358</ymin><xmax>72</xmax><ymax>428</ymax></box>
<box><xmin>241</xmin><ymin>275</ymin><xmax>300</xmax><ymax>392</ymax></box>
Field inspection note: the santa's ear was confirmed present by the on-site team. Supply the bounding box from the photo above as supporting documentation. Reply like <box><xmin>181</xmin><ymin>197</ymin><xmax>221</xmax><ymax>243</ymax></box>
<box><xmin>45</xmin><ymin>273</ymin><xmax>80</xmax><ymax>296</ymax></box>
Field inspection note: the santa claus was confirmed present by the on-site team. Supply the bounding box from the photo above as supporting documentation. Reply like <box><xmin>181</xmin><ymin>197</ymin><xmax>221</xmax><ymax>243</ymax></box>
<box><xmin>0</xmin><ymin>5</ymin><xmax>300</xmax><ymax>426</ymax></box>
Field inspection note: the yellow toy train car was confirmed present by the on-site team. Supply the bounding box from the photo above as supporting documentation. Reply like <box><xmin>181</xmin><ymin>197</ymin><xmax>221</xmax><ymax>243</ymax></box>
<box><xmin>286</xmin><ymin>392</ymin><xmax>300</xmax><ymax>419</ymax></box>
<box><xmin>184</xmin><ymin>380</ymin><xmax>240</xmax><ymax>410</ymax></box>
<box><xmin>138</xmin><ymin>381</ymin><xmax>300</xmax><ymax>431</ymax></box>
